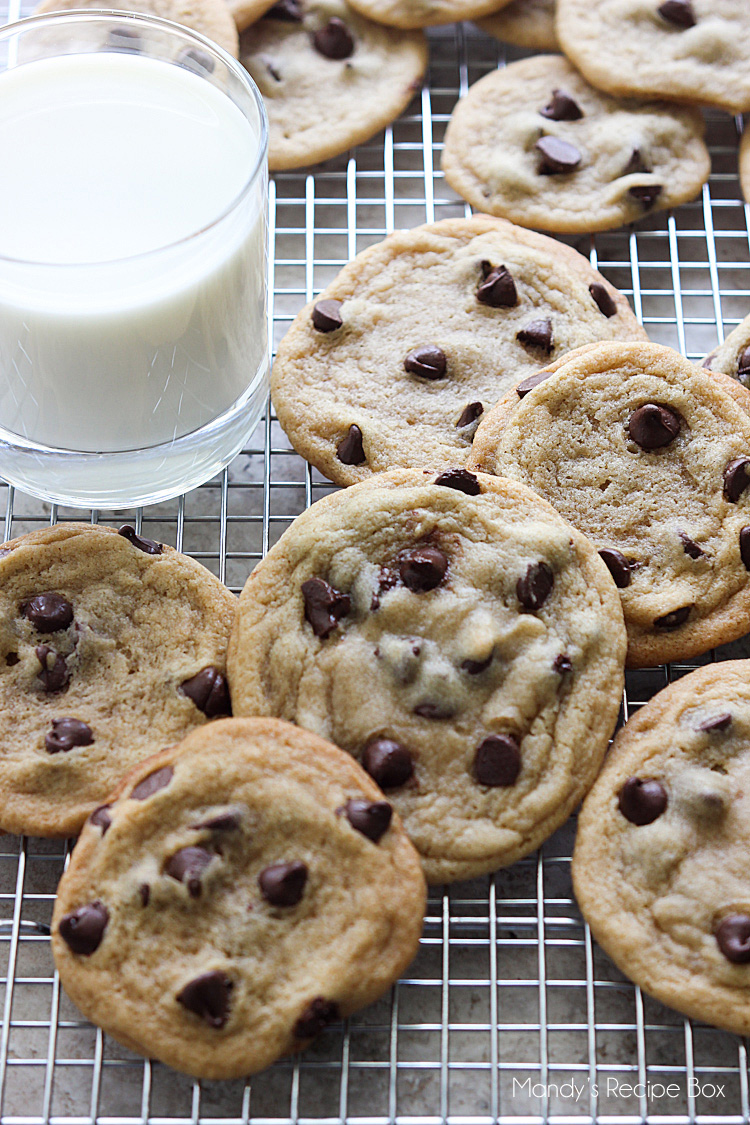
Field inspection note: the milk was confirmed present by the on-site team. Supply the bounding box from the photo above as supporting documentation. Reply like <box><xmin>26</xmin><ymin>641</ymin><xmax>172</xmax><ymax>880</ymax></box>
<box><xmin>0</xmin><ymin>46</ymin><xmax>267</xmax><ymax>502</ymax></box>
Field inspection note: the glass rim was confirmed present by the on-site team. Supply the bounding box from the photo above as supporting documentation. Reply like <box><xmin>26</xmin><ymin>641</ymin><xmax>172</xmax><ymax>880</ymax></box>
<box><xmin>0</xmin><ymin>7</ymin><xmax>268</xmax><ymax>269</ymax></box>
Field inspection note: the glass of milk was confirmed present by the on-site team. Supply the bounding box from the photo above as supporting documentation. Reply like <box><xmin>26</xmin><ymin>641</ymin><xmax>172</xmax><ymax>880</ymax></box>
<box><xmin>0</xmin><ymin>10</ymin><xmax>268</xmax><ymax>508</ymax></box>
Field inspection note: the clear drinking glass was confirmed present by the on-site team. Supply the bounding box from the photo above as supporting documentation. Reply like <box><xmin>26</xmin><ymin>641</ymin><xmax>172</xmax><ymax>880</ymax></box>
<box><xmin>0</xmin><ymin>10</ymin><xmax>268</xmax><ymax>508</ymax></box>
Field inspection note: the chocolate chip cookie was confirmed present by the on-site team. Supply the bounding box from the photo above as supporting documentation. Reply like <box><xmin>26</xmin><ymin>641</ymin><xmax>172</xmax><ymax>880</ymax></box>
<box><xmin>52</xmin><ymin>717</ymin><xmax>426</xmax><ymax>1078</ymax></box>
<box><xmin>239</xmin><ymin>0</ymin><xmax>427</xmax><ymax>170</ymax></box>
<box><xmin>345</xmin><ymin>0</ymin><xmax>512</xmax><ymax>30</ymax></box>
<box><xmin>468</xmin><ymin>340</ymin><xmax>750</xmax><ymax>667</ymax></box>
<box><xmin>271</xmin><ymin>215</ymin><xmax>647</xmax><ymax>486</ymax></box>
<box><xmin>556</xmin><ymin>0</ymin><xmax>750</xmax><ymax>114</ymax></box>
<box><xmin>702</xmin><ymin>313</ymin><xmax>750</xmax><ymax>389</ymax></box>
<box><xmin>442</xmin><ymin>55</ymin><xmax>710</xmax><ymax>234</ymax></box>
<box><xmin>0</xmin><ymin>523</ymin><xmax>236</xmax><ymax>837</ymax></box>
<box><xmin>573</xmin><ymin>659</ymin><xmax>750</xmax><ymax>1036</ymax></box>
<box><xmin>227</xmin><ymin>469</ymin><xmax>627</xmax><ymax>884</ymax></box>
<box><xmin>476</xmin><ymin>0</ymin><xmax>558</xmax><ymax>50</ymax></box>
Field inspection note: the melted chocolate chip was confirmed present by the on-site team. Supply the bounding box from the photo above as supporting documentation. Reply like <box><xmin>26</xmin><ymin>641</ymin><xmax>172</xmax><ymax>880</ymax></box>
<box><xmin>589</xmin><ymin>283</ymin><xmax>617</xmax><ymax>318</ymax></box>
<box><xmin>716</xmin><ymin>914</ymin><xmax>750</xmax><ymax>964</ymax></box>
<box><xmin>517</xmin><ymin>561</ymin><xmax>554</xmax><ymax>611</ymax></box>
<box><xmin>45</xmin><ymin>718</ymin><xmax>93</xmax><ymax>754</ymax></box>
<box><xmin>139</xmin><ymin>884</ymin><xmax>150</xmax><ymax>906</ymax></box>
<box><xmin>194</xmin><ymin>811</ymin><xmax>241</xmax><ymax>832</ymax></box>
<box><xmin>622</xmin><ymin>147</ymin><xmax>650</xmax><ymax>176</ymax></box>
<box><xmin>337</xmin><ymin>424</ymin><xmax>366</xmax><ymax>465</ymax></box>
<box><xmin>35</xmin><ymin>647</ymin><xmax>69</xmax><ymax>694</ymax></box>
<box><xmin>536</xmin><ymin>135</ymin><xmax>582</xmax><ymax>175</ymax></box>
<box><xmin>340</xmin><ymin>799</ymin><xmax>392</xmax><ymax>842</ymax></box>
<box><xmin>516</xmin><ymin>318</ymin><xmax>553</xmax><ymax>353</ymax></box>
<box><xmin>724</xmin><ymin>458</ymin><xmax>750</xmax><ymax>503</ymax></box>
<box><xmin>473</xmin><ymin>734</ymin><xmax>521</xmax><ymax>787</ymax></box>
<box><xmin>539</xmin><ymin>88</ymin><xmax>583</xmax><ymax>121</ymax></box>
<box><xmin>738</xmin><ymin>346</ymin><xmax>750</xmax><ymax>384</ymax></box>
<box><xmin>658</xmin><ymin>0</ymin><xmax>696</xmax><ymax>29</ymax></box>
<box><xmin>517</xmin><ymin>369</ymin><xmax>553</xmax><ymax>397</ymax></box>
<box><xmin>628</xmin><ymin>184</ymin><xmax>663</xmax><ymax>211</ymax></box>
<box><xmin>399</xmin><ymin>546</ymin><xmax>448</xmax><ymax>593</ymax></box>
<box><xmin>177</xmin><ymin>971</ymin><xmax>233</xmax><ymax>1028</ymax></box>
<box><xmin>165</xmin><ymin>846</ymin><xmax>214</xmax><ymax>897</ymax></box>
<box><xmin>89</xmin><ymin>805</ymin><xmax>111</xmax><ymax>833</ymax></box>
<box><xmin>311</xmin><ymin>299</ymin><xmax>343</xmax><ymax>332</ymax></box>
<box><xmin>404</xmin><ymin>345</ymin><xmax>447</xmax><ymax>380</ymax></box>
<box><xmin>23</xmin><ymin>593</ymin><xmax>73</xmax><ymax>633</ymax></box>
<box><xmin>627</xmin><ymin>403</ymin><xmax>680</xmax><ymax>450</ymax></box>
<box><xmin>654</xmin><ymin>605</ymin><xmax>691</xmax><ymax>630</ymax></box>
<box><xmin>618</xmin><ymin>776</ymin><xmax>667</xmax><ymax>824</ymax></box>
<box><xmin>741</xmin><ymin>527</ymin><xmax>750</xmax><ymax>571</ymax></box>
<box><xmin>5</xmin><ymin>652</ymin><xmax>18</xmax><ymax>666</ymax></box>
<box><xmin>294</xmin><ymin>997</ymin><xmax>339</xmax><ymax>1039</ymax></box>
<box><xmin>118</xmin><ymin>524</ymin><xmax>162</xmax><ymax>554</ymax></box>
<box><xmin>58</xmin><ymin>902</ymin><xmax>109</xmax><ymax>955</ymax></box>
<box><xmin>434</xmin><ymin>469</ymin><xmax>480</xmax><ymax>495</ymax></box>
<box><xmin>362</xmin><ymin>738</ymin><xmax>414</xmax><ymax>789</ymax></box>
<box><xmin>313</xmin><ymin>17</ymin><xmax>354</xmax><ymax>59</ymax></box>
<box><xmin>258</xmin><ymin>860</ymin><xmax>308</xmax><ymax>906</ymax></box>
<box><xmin>301</xmin><ymin>577</ymin><xmax>351</xmax><ymax>638</ymax></box>
<box><xmin>477</xmin><ymin>263</ymin><xmax>518</xmax><ymax>308</ymax></box>
<box><xmin>678</xmin><ymin>531</ymin><xmax>705</xmax><ymax>559</ymax></box>
<box><xmin>461</xmin><ymin>653</ymin><xmax>492</xmax><ymax>675</ymax></box>
<box><xmin>267</xmin><ymin>0</ymin><xmax>303</xmax><ymax>18</ymax></box>
<box><xmin>698</xmin><ymin>712</ymin><xmax>732</xmax><ymax>733</ymax></box>
<box><xmin>180</xmin><ymin>667</ymin><xmax>231</xmax><ymax>717</ymax></box>
<box><xmin>131</xmin><ymin>766</ymin><xmax>173</xmax><ymax>800</ymax></box>
<box><xmin>457</xmin><ymin>402</ymin><xmax>484</xmax><ymax>428</ymax></box>
<box><xmin>598</xmin><ymin>548</ymin><xmax>632</xmax><ymax>589</ymax></box>
<box><xmin>554</xmin><ymin>653</ymin><xmax>573</xmax><ymax>674</ymax></box>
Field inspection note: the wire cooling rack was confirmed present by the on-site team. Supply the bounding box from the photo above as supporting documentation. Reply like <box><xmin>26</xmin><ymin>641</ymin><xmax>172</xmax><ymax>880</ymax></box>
<box><xmin>2</xmin><ymin>9</ymin><xmax>750</xmax><ymax>1123</ymax></box>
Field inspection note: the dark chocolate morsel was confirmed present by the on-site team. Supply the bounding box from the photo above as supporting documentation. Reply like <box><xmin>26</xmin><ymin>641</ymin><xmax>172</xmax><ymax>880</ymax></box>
<box><xmin>177</xmin><ymin>971</ymin><xmax>233</xmax><ymax>1028</ymax></box>
<box><xmin>539</xmin><ymin>88</ymin><xmax>583</xmax><ymax>121</ymax></box>
<box><xmin>516</xmin><ymin>318</ymin><xmax>553</xmax><ymax>353</ymax></box>
<box><xmin>658</xmin><ymin>0</ymin><xmax>696</xmax><ymax>28</ymax></box>
<box><xmin>413</xmin><ymin>701</ymin><xmax>455</xmax><ymax>719</ymax></box>
<box><xmin>461</xmin><ymin>653</ymin><xmax>492</xmax><ymax>675</ymax></box>
<box><xmin>23</xmin><ymin>592</ymin><xmax>74</xmax><ymax>633</ymax></box>
<box><xmin>724</xmin><ymin>458</ymin><xmax>750</xmax><ymax>503</ymax></box>
<box><xmin>362</xmin><ymin>738</ymin><xmax>414</xmax><ymax>788</ymax></box>
<box><xmin>58</xmin><ymin>901</ymin><xmax>109</xmax><ymax>955</ymax></box>
<box><xmin>294</xmin><ymin>996</ymin><xmax>339</xmax><ymax>1039</ymax></box>
<box><xmin>313</xmin><ymin>17</ymin><xmax>354</xmax><ymax>59</ymax></box>
<box><xmin>194</xmin><ymin>811</ymin><xmax>241</xmax><ymax>832</ymax></box>
<box><xmin>139</xmin><ymin>884</ymin><xmax>150</xmax><ymax>907</ymax></box>
<box><xmin>131</xmin><ymin>766</ymin><xmax>173</xmax><ymax>800</ymax></box>
<box><xmin>738</xmin><ymin>346</ymin><xmax>750</xmax><ymax>383</ymax></box>
<box><xmin>654</xmin><ymin>605</ymin><xmax>691</xmax><ymax>630</ymax></box>
<box><xmin>180</xmin><ymin>666</ymin><xmax>231</xmax><ymax>718</ymax></box>
<box><xmin>399</xmin><ymin>546</ymin><xmax>448</xmax><ymax>593</ymax></box>
<box><xmin>176</xmin><ymin>46</ymin><xmax>214</xmax><ymax>74</ymax></box>
<box><xmin>517</xmin><ymin>369</ymin><xmax>553</xmax><ymax>397</ymax></box>
<box><xmin>477</xmin><ymin>263</ymin><xmax>518</xmax><ymax>308</ymax></box>
<box><xmin>716</xmin><ymin>914</ymin><xmax>750</xmax><ymax>964</ymax></box>
<box><xmin>301</xmin><ymin>577</ymin><xmax>351</xmax><ymax>638</ymax></box>
<box><xmin>337</xmin><ymin>424</ymin><xmax>366</xmax><ymax>465</ymax></box>
<box><xmin>404</xmin><ymin>345</ymin><xmax>447</xmax><ymax>380</ymax></box>
<box><xmin>434</xmin><ymin>468</ymin><xmax>481</xmax><ymax>495</ymax></box>
<box><xmin>698</xmin><ymin>712</ymin><xmax>732</xmax><ymax>733</ymax></box>
<box><xmin>45</xmin><ymin>717</ymin><xmax>94</xmax><ymax>754</ymax></box>
<box><xmin>457</xmin><ymin>402</ymin><xmax>484</xmax><ymax>427</ymax></box>
<box><xmin>258</xmin><ymin>860</ymin><xmax>308</xmax><ymax>906</ymax></box>
<box><xmin>618</xmin><ymin>776</ymin><xmax>667</xmax><ymax>825</ymax></box>
<box><xmin>741</xmin><ymin>527</ymin><xmax>750</xmax><ymax>571</ymax></box>
<box><xmin>340</xmin><ymin>799</ymin><xmax>392</xmax><ymax>842</ymax></box>
<box><xmin>554</xmin><ymin>653</ymin><xmax>573</xmax><ymax>674</ymax></box>
<box><xmin>311</xmin><ymin>299</ymin><xmax>343</xmax><ymax>332</ymax></box>
<box><xmin>266</xmin><ymin>0</ymin><xmax>303</xmax><ymax>18</ymax></box>
<box><xmin>35</xmin><ymin>646</ymin><xmax>70</xmax><ymax>694</ymax></box>
<box><xmin>598</xmin><ymin>548</ymin><xmax>632</xmax><ymax>589</ymax></box>
<box><xmin>118</xmin><ymin>524</ymin><xmax>162</xmax><ymax>554</ymax></box>
<box><xmin>678</xmin><ymin>531</ymin><xmax>705</xmax><ymax>559</ymax></box>
<box><xmin>628</xmin><ymin>184</ymin><xmax>663</xmax><ymax>211</ymax></box>
<box><xmin>621</xmin><ymin>147</ymin><xmax>650</xmax><ymax>176</ymax></box>
<box><xmin>536</xmin><ymin>135</ymin><xmax>582</xmax><ymax>174</ymax></box>
<box><xmin>473</xmin><ymin>734</ymin><xmax>521</xmax><ymax>787</ymax></box>
<box><xmin>517</xmin><ymin>561</ymin><xmax>554</xmax><ymax>611</ymax></box>
<box><xmin>627</xmin><ymin>403</ymin><xmax>680</xmax><ymax>450</ymax></box>
<box><xmin>165</xmin><ymin>846</ymin><xmax>214</xmax><ymax>897</ymax></box>
<box><xmin>589</xmin><ymin>282</ymin><xmax>617</xmax><ymax>318</ymax></box>
<box><xmin>89</xmin><ymin>805</ymin><xmax>111</xmax><ymax>833</ymax></box>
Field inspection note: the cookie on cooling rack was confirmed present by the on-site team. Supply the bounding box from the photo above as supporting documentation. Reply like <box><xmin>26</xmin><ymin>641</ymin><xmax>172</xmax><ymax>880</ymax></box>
<box><xmin>34</xmin><ymin>0</ymin><xmax>239</xmax><ymax>56</ymax></box>
<box><xmin>226</xmin><ymin>469</ymin><xmax>627</xmax><ymax>884</ymax></box>
<box><xmin>573</xmin><ymin>659</ymin><xmax>750</xmax><ymax>1037</ymax></box>
<box><xmin>468</xmin><ymin>340</ymin><xmax>750</xmax><ymax>667</ymax></box>
<box><xmin>556</xmin><ymin>0</ymin><xmax>750</xmax><ymax>114</ymax></box>
<box><xmin>0</xmin><ymin>523</ymin><xmax>236</xmax><ymax>838</ymax></box>
<box><xmin>239</xmin><ymin>0</ymin><xmax>427</xmax><ymax>170</ymax></box>
<box><xmin>702</xmin><ymin>313</ymin><xmax>750</xmax><ymax>388</ymax></box>
<box><xmin>52</xmin><ymin>717</ymin><xmax>426</xmax><ymax>1079</ymax></box>
<box><xmin>441</xmin><ymin>55</ymin><xmax>709</xmax><ymax>234</ymax></box>
<box><xmin>476</xmin><ymin>0</ymin><xmax>558</xmax><ymax>50</ymax></box>
<box><xmin>344</xmin><ymin>0</ymin><xmax>513</xmax><ymax>30</ymax></box>
<box><xmin>270</xmin><ymin>215</ymin><xmax>647</xmax><ymax>486</ymax></box>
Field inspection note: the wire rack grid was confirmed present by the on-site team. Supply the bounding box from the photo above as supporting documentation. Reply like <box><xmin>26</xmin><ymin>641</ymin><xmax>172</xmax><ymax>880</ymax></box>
<box><xmin>1</xmin><ymin>9</ymin><xmax>750</xmax><ymax>1125</ymax></box>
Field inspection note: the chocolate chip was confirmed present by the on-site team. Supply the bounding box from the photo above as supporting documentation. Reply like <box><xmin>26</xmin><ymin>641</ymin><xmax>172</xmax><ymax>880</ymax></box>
<box><xmin>598</xmin><ymin>548</ymin><xmax>632</xmax><ymax>589</ymax></box>
<box><xmin>362</xmin><ymin>739</ymin><xmax>414</xmax><ymax>789</ymax></box>
<box><xmin>301</xmin><ymin>577</ymin><xmax>351</xmax><ymax>638</ymax></box>
<box><xmin>516</xmin><ymin>318</ymin><xmax>553</xmax><ymax>353</ymax></box>
<box><xmin>23</xmin><ymin>593</ymin><xmax>73</xmax><ymax>633</ymax></box>
<box><xmin>131</xmin><ymin>766</ymin><xmax>173</xmax><ymax>800</ymax></box>
<box><xmin>434</xmin><ymin>469</ymin><xmax>480</xmax><ymax>495</ymax></box>
<box><xmin>658</xmin><ymin>0</ymin><xmax>696</xmax><ymax>29</ymax></box>
<box><xmin>118</xmin><ymin>524</ymin><xmax>162</xmax><ymax>554</ymax></box>
<box><xmin>461</xmin><ymin>654</ymin><xmax>492</xmax><ymax>675</ymax></box>
<box><xmin>58</xmin><ymin>902</ymin><xmax>109</xmax><ymax>955</ymax></box>
<box><xmin>311</xmin><ymin>299</ymin><xmax>343</xmax><ymax>332</ymax></box>
<box><xmin>627</xmin><ymin>403</ymin><xmax>680</xmax><ymax>450</ymax></box>
<box><xmin>139</xmin><ymin>884</ymin><xmax>150</xmax><ymax>906</ymax></box>
<box><xmin>473</xmin><ymin>734</ymin><xmax>521</xmax><ymax>787</ymax></box>
<box><xmin>399</xmin><ymin>546</ymin><xmax>448</xmax><ymax>593</ymax></box>
<box><xmin>741</xmin><ymin>527</ymin><xmax>750</xmax><ymax>571</ymax></box>
<box><xmin>554</xmin><ymin>653</ymin><xmax>573</xmax><ymax>674</ymax></box>
<box><xmin>698</xmin><ymin>712</ymin><xmax>732</xmax><ymax>733</ymax></box>
<box><xmin>294</xmin><ymin>997</ymin><xmax>339</xmax><ymax>1039</ymax></box>
<box><xmin>177</xmin><ymin>971</ymin><xmax>233</xmax><ymax>1028</ymax></box>
<box><xmin>536</xmin><ymin>135</ymin><xmax>582</xmax><ymax>175</ymax></box>
<box><xmin>404</xmin><ymin>345</ymin><xmax>447</xmax><ymax>380</ymax></box>
<box><xmin>457</xmin><ymin>402</ymin><xmax>483</xmax><ymax>427</ymax></box>
<box><xmin>45</xmin><ymin>718</ymin><xmax>93</xmax><ymax>754</ymax></box>
<box><xmin>517</xmin><ymin>561</ymin><xmax>554</xmax><ymax>611</ymax></box>
<box><xmin>35</xmin><ymin>647</ymin><xmax>69</xmax><ymax>694</ymax></box>
<box><xmin>724</xmin><ymin>458</ymin><xmax>750</xmax><ymax>502</ymax></box>
<box><xmin>738</xmin><ymin>346</ymin><xmax>750</xmax><ymax>384</ymax></box>
<box><xmin>654</xmin><ymin>605</ymin><xmax>691</xmax><ymax>630</ymax></box>
<box><xmin>258</xmin><ymin>860</ymin><xmax>308</xmax><ymax>906</ymax></box>
<box><xmin>622</xmin><ymin>147</ymin><xmax>650</xmax><ymax>176</ymax></box>
<box><xmin>263</xmin><ymin>56</ymin><xmax>282</xmax><ymax>82</ymax></box>
<box><xmin>267</xmin><ymin>0</ymin><xmax>303</xmax><ymax>18</ymax></box>
<box><xmin>678</xmin><ymin>531</ymin><xmax>705</xmax><ymax>559</ymax></box>
<box><xmin>180</xmin><ymin>667</ymin><xmax>231</xmax><ymax>718</ymax></box>
<box><xmin>337</xmin><ymin>424</ymin><xmax>365</xmax><ymax>465</ymax></box>
<box><xmin>413</xmin><ymin>701</ymin><xmax>455</xmax><ymax>719</ymax></box>
<box><xmin>6</xmin><ymin>652</ymin><xmax>18</xmax><ymax>666</ymax></box>
<box><xmin>89</xmin><ymin>805</ymin><xmax>111</xmax><ymax>833</ymax></box>
<box><xmin>589</xmin><ymin>283</ymin><xmax>617</xmax><ymax>318</ymax></box>
<box><xmin>539</xmin><ymin>88</ymin><xmax>583</xmax><ymax>121</ymax></box>
<box><xmin>716</xmin><ymin>914</ymin><xmax>750</xmax><ymax>963</ymax></box>
<box><xmin>194</xmin><ymin>811</ymin><xmax>241</xmax><ymax>832</ymax></box>
<box><xmin>165</xmin><ymin>847</ymin><xmax>214</xmax><ymax>897</ymax></box>
<box><xmin>477</xmin><ymin>263</ymin><xmax>518</xmax><ymax>308</ymax></box>
<box><xmin>313</xmin><ymin>17</ymin><xmax>354</xmax><ymax>59</ymax></box>
<box><xmin>176</xmin><ymin>46</ymin><xmax>214</xmax><ymax>74</ymax></box>
<box><xmin>618</xmin><ymin>777</ymin><xmax>667</xmax><ymax>825</ymax></box>
<box><xmin>628</xmin><ymin>185</ymin><xmax>663</xmax><ymax>211</ymax></box>
<box><xmin>517</xmin><ymin>369</ymin><xmax>553</xmax><ymax>397</ymax></box>
<box><xmin>340</xmin><ymin>799</ymin><xmax>392</xmax><ymax>842</ymax></box>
